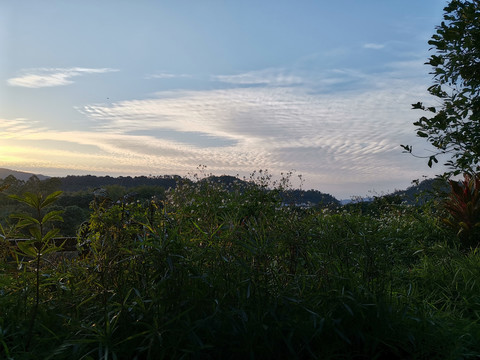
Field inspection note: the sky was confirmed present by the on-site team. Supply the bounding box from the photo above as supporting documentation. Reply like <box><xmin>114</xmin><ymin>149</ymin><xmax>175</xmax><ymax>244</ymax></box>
<box><xmin>1</xmin><ymin>0</ymin><xmax>450</xmax><ymax>199</ymax></box>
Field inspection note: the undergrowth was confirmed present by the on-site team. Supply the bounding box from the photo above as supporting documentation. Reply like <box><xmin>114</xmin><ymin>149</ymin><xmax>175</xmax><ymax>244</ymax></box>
<box><xmin>0</xmin><ymin>171</ymin><xmax>479</xmax><ymax>359</ymax></box>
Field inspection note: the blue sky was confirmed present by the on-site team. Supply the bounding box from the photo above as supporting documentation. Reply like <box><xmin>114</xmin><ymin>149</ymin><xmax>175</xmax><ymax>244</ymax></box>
<box><xmin>1</xmin><ymin>0</ymin><xmax>449</xmax><ymax>198</ymax></box>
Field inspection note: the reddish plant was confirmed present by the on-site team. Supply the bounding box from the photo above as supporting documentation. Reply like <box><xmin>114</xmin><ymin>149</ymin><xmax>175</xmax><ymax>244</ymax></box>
<box><xmin>443</xmin><ymin>173</ymin><xmax>480</xmax><ymax>246</ymax></box>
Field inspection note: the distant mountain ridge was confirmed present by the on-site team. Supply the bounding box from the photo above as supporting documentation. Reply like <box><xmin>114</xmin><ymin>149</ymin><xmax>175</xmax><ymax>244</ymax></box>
<box><xmin>392</xmin><ymin>177</ymin><xmax>449</xmax><ymax>204</ymax></box>
<box><xmin>0</xmin><ymin>167</ymin><xmax>448</xmax><ymax>207</ymax></box>
<box><xmin>0</xmin><ymin>169</ymin><xmax>339</xmax><ymax>207</ymax></box>
<box><xmin>0</xmin><ymin>168</ymin><xmax>50</xmax><ymax>181</ymax></box>
<box><xmin>59</xmin><ymin>174</ymin><xmax>340</xmax><ymax>206</ymax></box>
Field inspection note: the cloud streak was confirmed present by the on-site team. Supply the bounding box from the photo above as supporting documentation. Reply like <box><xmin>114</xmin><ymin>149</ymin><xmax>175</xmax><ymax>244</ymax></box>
<box><xmin>214</xmin><ymin>68</ymin><xmax>303</xmax><ymax>86</ymax></box>
<box><xmin>7</xmin><ymin>67</ymin><xmax>118</xmax><ymax>88</ymax></box>
<box><xmin>145</xmin><ymin>72</ymin><xmax>192</xmax><ymax>80</ymax></box>
<box><xmin>74</xmin><ymin>62</ymin><xmax>439</xmax><ymax>195</ymax></box>
<box><xmin>0</xmin><ymin>118</ymin><xmax>48</xmax><ymax>137</ymax></box>
<box><xmin>2</xmin><ymin>60</ymin><xmax>442</xmax><ymax>198</ymax></box>
<box><xmin>363</xmin><ymin>43</ymin><xmax>386</xmax><ymax>50</ymax></box>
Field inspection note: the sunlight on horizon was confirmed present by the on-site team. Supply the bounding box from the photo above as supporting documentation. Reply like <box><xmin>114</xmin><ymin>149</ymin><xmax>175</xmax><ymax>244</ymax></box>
<box><xmin>1</xmin><ymin>1</ymin><xmax>450</xmax><ymax>198</ymax></box>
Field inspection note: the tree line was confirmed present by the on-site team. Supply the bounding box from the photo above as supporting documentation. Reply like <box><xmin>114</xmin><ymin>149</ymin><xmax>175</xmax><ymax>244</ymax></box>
<box><xmin>0</xmin><ymin>173</ymin><xmax>340</xmax><ymax>237</ymax></box>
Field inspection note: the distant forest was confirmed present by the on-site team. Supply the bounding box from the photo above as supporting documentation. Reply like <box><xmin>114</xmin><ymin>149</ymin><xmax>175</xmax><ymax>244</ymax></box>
<box><xmin>0</xmin><ymin>173</ymin><xmax>342</xmax><ymax>237</ymax></box>
<box><xmin>1</xmin><ymin>172</ymin><xmax>339</xmax><ymax>205</ymax></box>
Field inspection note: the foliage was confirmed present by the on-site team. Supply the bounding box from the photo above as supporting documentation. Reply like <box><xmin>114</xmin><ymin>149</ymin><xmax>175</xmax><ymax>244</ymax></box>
<box><xmin>59</xmin><ymin>174</ymin><xmax>180</xmax><ymax>193</ymax></box>
<box><xmin>443</xmin><ymin>173</ymin><xmax>480</xmax><ymax>245</ymax></box>
<box><xmin>1</xmin><ymin>174</ymin><xmax>480</xmax><ymax>359</ymax></box>
<box><xmin>403</xmin><ymin>0</ymin><xmax>480</xmax><ymax>176</ymax></box>
<box><xmin>8</xmin><ymin>191</ymin><xmax>64</xmax><ymax>351</ymax></box>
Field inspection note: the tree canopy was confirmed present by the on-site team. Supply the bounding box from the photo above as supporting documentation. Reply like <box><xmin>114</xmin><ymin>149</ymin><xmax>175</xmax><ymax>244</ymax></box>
<box><xmin>404</xmin><ymin>0</ymin><xmax>480</xmax><ymax>176</ymax></box>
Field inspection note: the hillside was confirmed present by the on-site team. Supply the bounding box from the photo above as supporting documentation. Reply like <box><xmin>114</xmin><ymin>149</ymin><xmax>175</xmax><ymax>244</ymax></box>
<box><xmin>392</xmin><ymin>177</ymin><xmax>449</xmax><ymax>204</ymax></box>
<box><xmin>0</xmin><ymin>168</ymin><xmax>50</xmax><ymax>181</ymax></box>
<box><xmin>0</xmin><ymin>170</ymin><xmax>339</xmax><ymax>208</ymax></box>
<box><xmin>2</xmin><ymin>168</ymin><xmax>451</xmax><ymax>207</ymax></box>
<box><xmin>59</xmin><ymin>174</ymin><xmax>182</xmax><ymax>192</ymax></box>
<box><xmin>59</xmin><ymin>174</ymin><xmax>339</xmax><ymax>207</ymax></box>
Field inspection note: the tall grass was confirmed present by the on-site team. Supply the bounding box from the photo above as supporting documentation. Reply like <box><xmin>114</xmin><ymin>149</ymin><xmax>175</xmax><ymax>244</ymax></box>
<box><xmin>1</xmin><ymin>173</ymin><xmax>479</xmax><ymax>359</ymax></box>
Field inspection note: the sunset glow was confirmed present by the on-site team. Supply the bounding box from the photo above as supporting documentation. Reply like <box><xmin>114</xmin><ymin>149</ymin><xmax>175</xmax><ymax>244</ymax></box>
<box><xmin>2</xmin><ymin>1</ymin><xmax>449</xmax><ymax>198</ymax></box>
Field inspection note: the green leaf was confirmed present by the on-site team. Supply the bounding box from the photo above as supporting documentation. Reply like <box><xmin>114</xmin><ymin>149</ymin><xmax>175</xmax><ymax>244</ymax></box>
<box><xmin>41</xmin><ymin>191</ymin><xmax>63</xmax><ymax>208</ymax></box>
<box><xmin>42</xmin><ymin>210</ymin><xmax>64</xmax><ymax>224</ymax></box>
<box><xmin>42</xmin><ymin>228</ymin><xmax>60</xmax><ymax>244</ymax></box>
<box><xmin>192</xmin><ymin>221</ymin><xmax>207</xmax><ymax>235</ymax></box>
<box><xmin>459</xmin><ymin>221</ymin><xmax>470</xmax><ymax>230</ymax></box>
<box><xmin>29</xmin><ymin>227</ymin><xmax>42</xmax><ymax>241</ymax></box>
<box><xmin>428</xmin><ymin>54</ymin><xmax>444</xmax><ymax>66</ymax></box>
<box><xmin>427</xmin><ymin>156</ymin><xmax>438</xmax><ymax>168</ymax></box>
<box><xmin>412</xmin><ymin>102</ymin><xmax>424</xmax><ymax>110</ymax></box>
<box><xmin>16</xmin><ymin>241</ymin><xmax>38</xmax><ymax>257</ymax></box>
<box><xmin>9</xmin><ymin>193</ymin><xmax>40</xmax><ymax>208</ymax></box>
<box><xmin>10</xmin><ymin>213</ymin><xmax>40</xmax><ymax>226</ymax></box>
<box><xmin>42</xmin><ymin>245</ymin><xmax>63</xmax><ymax>255</ymax></box>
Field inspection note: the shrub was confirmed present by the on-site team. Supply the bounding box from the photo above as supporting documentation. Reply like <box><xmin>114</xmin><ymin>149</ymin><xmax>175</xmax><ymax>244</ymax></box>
<box><xmin>443</xmin><ymin>173</ymin><xmax>480</xmax><ymax>247</ymax></box>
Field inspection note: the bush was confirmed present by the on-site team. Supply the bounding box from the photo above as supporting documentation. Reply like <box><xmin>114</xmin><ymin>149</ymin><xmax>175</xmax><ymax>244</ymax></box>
<box><xmin>1</xmin><ymin>177</ymin><xmax>479</xmax><ymax>359</ymax></box>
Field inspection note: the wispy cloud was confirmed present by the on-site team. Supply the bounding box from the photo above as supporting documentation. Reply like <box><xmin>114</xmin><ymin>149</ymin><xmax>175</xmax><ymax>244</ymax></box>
<box><xmin>74</xmin><ymin>61</ymin><xmax>440</xmax><ymax>195</ymax></box>
<box><xmin>0</xmin><ymin>118</ymin><xmax>48</xmax><ymax>137</ymax></box>
<box><xmin>7</xmin><ymin>67</ymin><xmax>118</xmax><ymax>88</ymax></box>
<box><xmin>2</xmin><ymin>59</ymin><xmax>443</xmax><ymax>198</ymax></box>
<box><xmin>145</xmin><ymin>72</ymin><xmax>192</xmax><ymax>80</ymax></box>
<box><xmin>363</xmin><ymin>43</ymin><xmax>386</xmax><ymax>50</ymax></box>
<box><xmin>214</xmin><ymin>68</ymin><xmax>303</xmax><ymax>86</ymax></box>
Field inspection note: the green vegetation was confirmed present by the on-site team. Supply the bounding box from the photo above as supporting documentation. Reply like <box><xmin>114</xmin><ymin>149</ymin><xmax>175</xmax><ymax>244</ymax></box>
<box><xmin>1</xmin><ymin>2</ymin><xmax>479</xmax><ymax>358</ymax></box>
<box><xmin>403</xmin><ymin>0</ymin><xmax>480</xmax><ymax>176</ymax></box>
<box><xmin>443</xmin><ymin>173</ymin><xmax>480</xmax><ymax>246</ymax></box>
<box><xmin>1</xmin><ymin>170</ymin><xmax>480</xmax><ymax>359</ymax></box>
<box><xmin>8</xmin><ymin>191</ymin><xmax>65</xmax><ymax>350</ymax></box>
